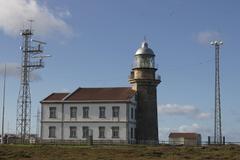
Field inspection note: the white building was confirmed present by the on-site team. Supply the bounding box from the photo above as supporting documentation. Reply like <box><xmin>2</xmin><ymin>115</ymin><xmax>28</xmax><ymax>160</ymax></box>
<box><xmin>41</xmin><ymin>41</ymin><xmax>161</xmax><ymax>144</ymax></box>
<box><xmin>169</xmin><ymin>132</ymin><xmax>201</xmax><ymax>146</ymax></box>
<box><xmin>41</xmin><ymin>87</ymin><xmax>137</xmax><ymax>144</ymax></box>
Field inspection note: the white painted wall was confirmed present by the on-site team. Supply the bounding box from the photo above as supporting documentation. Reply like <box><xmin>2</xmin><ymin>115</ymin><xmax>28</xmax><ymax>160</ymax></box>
<box><xmin>128</xmin><ymin>123</ymin><xmax>136</xmax><ymax>141</ymax></box>
<box><xmin>63</xmin><ymin>122</ymin><xmax>127</xmax><ymax>140</ymax></box>
<box><xmin>169</xmin><ymin>137</ymin><xmax>184</xmax><ymax>145</ymax></box>
<box><xmin>42</xmin><ymin>103</ymin><xmax>62</xmax><ymax>122</ymax></box>
<box><xmin>128</xmin><ymin>103</ymin><xmax>136</xmax><ymax>123</ymax></box>
<box><xmin>41</xmin><ymin>101</ymin><xmax>136</xmax><ymax>142</ymax></box>
<box><xmin>126</xmin><ymin>102</ymin><xmax>136</xmax><ymax>142</ymax></box>
<box><xmin>169</xmin><ymin>137</ymin><xmax>201</xmax><ymax>146</ymax></box>
<box><xmin>41</xmin><ymin>122</ymin><xmax>62</xmax><ymax>140</ymax></box>
<box><xmin>63</xmin><ymin>103</ymin><xmax>127</xmax><ymax>122</ymax></box>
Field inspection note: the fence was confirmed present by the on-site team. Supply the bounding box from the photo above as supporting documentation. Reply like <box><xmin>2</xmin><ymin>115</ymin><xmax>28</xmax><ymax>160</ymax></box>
<box><xmin>2</xmin><ymin>136</ymin><xmax>240</xmax><ymax>146</ymax></box>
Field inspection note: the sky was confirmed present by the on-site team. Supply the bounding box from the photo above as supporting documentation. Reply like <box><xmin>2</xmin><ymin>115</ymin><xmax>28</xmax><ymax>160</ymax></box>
<box><xmin>0</xmin><ymin>0</ymin><xmax>240</xmax><ymax>142</ymax></box>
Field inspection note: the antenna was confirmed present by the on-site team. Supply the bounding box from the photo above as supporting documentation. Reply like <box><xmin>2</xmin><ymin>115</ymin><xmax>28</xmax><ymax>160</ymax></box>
<box><xmin>1</xmin><ymin>64</ymin><xmax>6</xmax><ymax>144</ymax></box>
<box><xmin>210</xmin><ymin>40</ymin><xmax>223</xmax><ymax>144</ymax></box>
<box><xmin>31</xmin><ymin>39</ymin><xmax>47</xmax><ymax>45</ymax></box>
<box><xmin>16</xmin><ymin>22</ymin><xmax>50</xmax><ymax>144</ymax></box>
<box><xmin>28</xmin><ymin>19</ymin><xmax>34</xmax><ymax>31</ymax></box>
<box><xmin>143</xmin><ymin>36</ymin><xmax>147</xmax><ymax>42</ymax></box>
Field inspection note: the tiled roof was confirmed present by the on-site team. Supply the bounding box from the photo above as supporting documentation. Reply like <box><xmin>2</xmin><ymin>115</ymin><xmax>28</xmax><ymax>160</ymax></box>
<box><xmin>169</xmin><ymin>132</ymin><xmax>200</xmax><ymax>139</ymax></box>
<box><xmin>42</xmin><ymin>93</ymin><xmax>69</xmax><ymax>101</ymax></box>
<box><xmin>64</xmin><ymin>87</ymin><xmax>136</xmax><ymax>101</ymax></box>
<box><xmin>42</xmin><ymin>87</ymin><xmax>136</xmax><ymax>102</ymax></box>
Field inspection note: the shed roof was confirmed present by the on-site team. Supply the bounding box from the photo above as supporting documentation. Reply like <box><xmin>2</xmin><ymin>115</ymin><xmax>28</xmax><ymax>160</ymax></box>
<box><xmin>169</xmin><ymin>132</ymin><xmax>200</xmax><ymax>139</ymax></box>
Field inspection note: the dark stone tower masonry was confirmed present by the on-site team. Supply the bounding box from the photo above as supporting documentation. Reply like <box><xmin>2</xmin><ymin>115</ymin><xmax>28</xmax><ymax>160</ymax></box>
<box><xmin>129</xmin><ymin>41</ymin><xmax>160</xmax><ymax>144</ymax></box>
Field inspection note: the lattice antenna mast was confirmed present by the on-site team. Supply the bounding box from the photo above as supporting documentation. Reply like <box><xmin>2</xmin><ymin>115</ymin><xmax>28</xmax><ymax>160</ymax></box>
<box><xmin>210</xmin><ymin>40</ymin><xmax>223</xmax><ymax>144</ymax></box>
<box><xmin>16</xmin><ymin>22</ymin><xmax>50</xmax><ymax>143</ymax></box>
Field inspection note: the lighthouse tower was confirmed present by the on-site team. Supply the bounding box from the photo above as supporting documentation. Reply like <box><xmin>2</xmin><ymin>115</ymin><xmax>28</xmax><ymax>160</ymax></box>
<box><xmin>129</xmin><ymin>41</ymin><xmax>160</xmax><ymax>144</ymax></box>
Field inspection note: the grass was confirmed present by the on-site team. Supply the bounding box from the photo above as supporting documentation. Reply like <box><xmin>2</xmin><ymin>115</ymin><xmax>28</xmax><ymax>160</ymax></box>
<box><xmin>0</xmin><ymin>144</ymin><xmax>239</xmax><ymax>160</ymax></box>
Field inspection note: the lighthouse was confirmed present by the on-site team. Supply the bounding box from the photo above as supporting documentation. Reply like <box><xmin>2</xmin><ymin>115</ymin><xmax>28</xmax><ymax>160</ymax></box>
<box><xmin>129</xmin><ymin>41</ymin><xmax>161</xmax><ymax>144</ymax></box>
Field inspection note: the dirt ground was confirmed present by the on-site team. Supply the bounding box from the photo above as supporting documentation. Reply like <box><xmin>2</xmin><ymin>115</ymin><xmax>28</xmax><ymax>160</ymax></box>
<box><xmin>0</xmin><ymin>144</ymin><xmax>239</xmax><ymax>160</ymax></box>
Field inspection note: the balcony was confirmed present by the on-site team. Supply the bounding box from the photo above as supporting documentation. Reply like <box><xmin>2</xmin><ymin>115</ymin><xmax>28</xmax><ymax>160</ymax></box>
<box><xmin>156</xmin><ymin>74</ymin><xmax>161</xmax><ymax>81</ymax></box>
<box><xmin>128</xmin><ymin>71</ymin><xmax>134</xmax><ymax>80</ymax></box>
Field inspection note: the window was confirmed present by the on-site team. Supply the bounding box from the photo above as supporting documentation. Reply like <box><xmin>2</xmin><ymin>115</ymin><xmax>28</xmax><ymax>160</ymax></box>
<box><xmin>99</xmin><ymin>106</ymin><xmax>106</xmax><ymax>118</ymax></box>
<box><xmin>49</xmin><ymin>107</ymin><xmax>56</xmax><ymax>118</ymax></box>
<box><xmin>131</xmin><ymin>108</ymin><xmax>134</xmax><ymax>119</ymax></box>
<box><xmin>135</xmin><ymin>128</ymin><xmax>136</xmax><ymax>139</ymax></box>
<box><xmin>99</xmin><ymin>126</ymin><xmax>105</xmax><ymax>138</ymax></box>
<box><xmin>82</xmin><ymin>126</ymin><xmax>89</xmax><ymax>138</ymax></box>
<box><xmin>70</xmin><ymin>107</ymin><xmax>77</xmax><ymax>118</ymax></box>
<box><xmin>135</xmin><ymin>109</ymin><xmax>137</xmax><ymax>119</ymax></box>
<box><xmin>49</xmin><ymin>126</ymin><xmax>56</xmax><ymax>138</ymax></box>
<box><xmin>83</xmin><ymin>107</ymin><xmax>89</xmax><ymax>118</ymax></box>
<box><xmin>112</xmin><ymin>106</ymin><xmax>119</xmax><ymax>118</ymax></box>
<box><xmin>112</xmin><ymin>126</ymin><xmax>119</xmax><ymax>138</ymax></box>
<box><xmin>131</xmin><ymin>128</ymin><xmax>134</xmax><ymax>139</ymax></box>
<box><xmin>70</xmin><ymin>126</ymin><xmax>77</xmax><ymax>138</ymax></box>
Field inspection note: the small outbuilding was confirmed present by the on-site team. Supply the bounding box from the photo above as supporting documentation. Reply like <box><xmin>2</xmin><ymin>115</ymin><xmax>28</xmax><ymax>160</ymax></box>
<box><xmin>169</xmin><ymin>132</ymin><xmax>201</xmax><ymax>146</ymax></box>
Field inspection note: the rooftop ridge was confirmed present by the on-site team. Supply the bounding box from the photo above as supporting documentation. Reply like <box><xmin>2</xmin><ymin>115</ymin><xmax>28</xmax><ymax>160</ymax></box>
<box><xmin>41</xmin><ymin>92</ymin><xmax>70</xmax><ymax>102</ymax></box>
<box><xmin>41</xmin><ymin>87</ymin><xmax>136</xmax><ymax>102</ymax></box>
<box><xmin>62</xmin><ymin>87</ymin><xmax>81</xmax><ymax>101</ymax></box>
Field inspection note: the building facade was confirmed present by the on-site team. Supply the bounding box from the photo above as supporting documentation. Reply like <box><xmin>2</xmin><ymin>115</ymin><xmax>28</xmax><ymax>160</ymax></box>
<box><xmin>41</xmin><ymin>88</ymin><xmax>137</xmax><ymax>143</ymax></box>
<box><xmin>41</xmin><ymin>41</ymin><xmax>160</xmax><ymax>144</ymax></box>
<box><xmin>169</xmin><ymin>132</ymin><xmax>202</xmax><ymax>146</ymax></box>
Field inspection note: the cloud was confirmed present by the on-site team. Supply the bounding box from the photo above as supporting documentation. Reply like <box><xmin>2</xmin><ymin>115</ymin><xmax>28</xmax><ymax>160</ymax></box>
<box><xmin>159</xmin><ymin>127</ymin><xmax>171</xmax><ymax>140</ymax></box>
<box><xmin>196</xmin><ymin>31</ymin><xmax>220</xmax><ymax>45</ymax></box>
<box><xmin>0</xmin><ymin>0</ymin><xmax>72</xmax><ymax>37</ymax></box>
<box><xmin>0</xmin><ymin>63</ymin><xmax>41</xmax><ymax>81</ymax></box>
<box><xmin>159</xmin><ymin>124</ymin><xmax>211</xmax><ymax>141</ymax></box>
<box><xmin>54</xmin><ymin>7</ymin><xmax>72</xmax><ymax>18</ymax></box>
<box><xmin>178</xmin><ymin>123</ymin><xmax>200</xmax><ymax>132</ymax></box>
<box><xmin>158</xmin><ymin>123</ymin><xmax>202</xmax><ymax>140</ymax></box>
<box><xmin>176</xmin><ymin>123</ymin><xmax>210</xmax><ymax>136</ymax></box>
<box><xmin>177</xmin><ymin>123</ymin><xmax>211</xmax><ymax>138</ymax></box>
<box><xmin>197</xmin><ymin>112</ymin><xmax>211</xmax><ymax>119</ymax></box>
<box><xmin>179</xmin><ymin>123</ymin><xmax>211</xmax><ymax>133</ymax></box>
<box><xmin>0</xmin><ymin>63</ymin><xmax>20</xmax><ymax>77</ymax></box>
<box><xmin>158</xmin><ymin>104</ymin><xmax>210</xmax><ymax>119</ymax></box>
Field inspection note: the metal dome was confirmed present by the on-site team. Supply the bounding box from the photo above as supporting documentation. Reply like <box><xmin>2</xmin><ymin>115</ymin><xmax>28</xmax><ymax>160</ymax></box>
<box><xmin>135</xmin><ymin>42</ymin><xmax>155</xmax><ymax>55</ymax></box>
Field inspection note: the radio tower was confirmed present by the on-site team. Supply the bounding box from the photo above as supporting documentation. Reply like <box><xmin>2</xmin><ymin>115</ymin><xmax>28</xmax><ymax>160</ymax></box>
<box><xmin>210</xmin><ymin>40</ymin><xmax>223</xmax><ymax>144</ymax></box>
<box><xmin>16</xmin><ymin>21</ymin><xmax>49</xmax><ymax>143</ymax></box>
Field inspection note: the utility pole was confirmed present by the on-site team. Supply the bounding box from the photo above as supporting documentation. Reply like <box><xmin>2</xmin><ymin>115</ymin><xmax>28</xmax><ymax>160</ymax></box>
<box><xmin>210</xmin><ymin>40</ymin><xmax>223</xmax><ymax>144</ymax></box>
<box><xmin>16</xmin><ymin>22</ymin><xmax>50</xmax><ymax>143</ymax></box>
<box><xmin>1</xmin><ymin>64</ymin><xmax>6</xmax><ymax>144</ymax></box>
